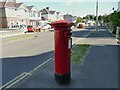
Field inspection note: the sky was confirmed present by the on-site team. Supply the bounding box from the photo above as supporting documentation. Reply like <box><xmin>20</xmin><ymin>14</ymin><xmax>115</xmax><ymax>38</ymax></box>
<box><xmin>16</xmin><ymin>0</ymin><xmax>119</xmax><ymax>17</ymax></box>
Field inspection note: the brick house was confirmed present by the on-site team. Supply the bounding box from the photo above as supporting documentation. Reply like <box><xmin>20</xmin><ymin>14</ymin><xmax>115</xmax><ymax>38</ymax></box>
<box><xmin>0</xmin><ymin>0</ymin><xmax>17</xmax><ymax>28</ymax></box>
<box><xmin>0</xmin><ymin>0</ymin><xmax>41</xmax><ymax>28</ymax></box>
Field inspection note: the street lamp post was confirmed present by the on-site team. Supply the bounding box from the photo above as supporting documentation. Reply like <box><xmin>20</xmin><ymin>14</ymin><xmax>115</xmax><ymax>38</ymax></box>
<box><xmin>96</xmin><ymin>0</ymin><xmax>98</xmax><ymax>31</ymax></box>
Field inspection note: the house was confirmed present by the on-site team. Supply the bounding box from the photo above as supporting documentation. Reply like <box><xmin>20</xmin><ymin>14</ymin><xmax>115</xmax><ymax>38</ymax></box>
<box><xmin>27</xmin><ymin>5</ymin><xmax>41</xmax><ymax>27</ymax></box>
<box><xmin>0</xmin><ymin>0</ymin><xmax>17</xmax><ymax>28</ymax></box>
<box><xmin>14</xmin><ymin>3</ymin><xmax>29</xmax><ymax>27</ymax></box>
<box><xmin>40</xmin><ymin>7</ymin><xmax>63</xmax><ymax>23</ymax></box>
<box><xmin>40</xmin><ymin>7</ymin><xmax>49</xmax><ymax>21</ymax></box>
<box><xmin>56</xmin><ymin>11</ymin><xmax>63</xmax><ymax>20</ymax></box>
<box><xmin>63</xmin><ymin>14</ymin><xmax>74</xmax><ymax>22</ymax></box>
<box><xmin>0</xmin><ymin>0</ymin><xmax>41</xmax><ymax>28</ymax></box>
<box><xmin>49</xmin><ymin>10</ymin><xmax>57</xmax><ymax>22</ymax></box>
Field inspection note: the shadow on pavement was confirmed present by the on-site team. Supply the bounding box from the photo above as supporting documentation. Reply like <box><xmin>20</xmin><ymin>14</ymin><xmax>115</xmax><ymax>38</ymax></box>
<box><xmin>2</xmin><ymin>50</ymin><xmax>54</xmax><ymax>85</ymax></box>
<box><xmin>86</xmin><ymin>30</ymin><xmax>115</xmax><ymax>38</ymax></box>
<box><xmin>72</xmin><ymin>27</ymin><xmax>115</xmax><ymax>38</ymax></box>
<box><xmin>85</xmin><ymin>26</ymin><xmax>106</xmax><ymax>29</ymax></box>
<box><xmin>13</xmin><ymin>45</ymin><xmax>119</xmax><ymax>88</ymax></box>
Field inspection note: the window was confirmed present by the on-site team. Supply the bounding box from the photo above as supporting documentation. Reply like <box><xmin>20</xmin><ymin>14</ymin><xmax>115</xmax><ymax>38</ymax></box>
<box><xmin>31</xmin><ymin>11</ymin><xmax>36</xmax><ymax>17</ymax></box>
<box><xmin>38</xmin><ymin>13</ymin><xmax>40</xmax><ymax>17</ymax></box>
<box><xmin>29</xmin><ymin>11</ymin><xmax>32</xmax><ymax>17</ymax></box>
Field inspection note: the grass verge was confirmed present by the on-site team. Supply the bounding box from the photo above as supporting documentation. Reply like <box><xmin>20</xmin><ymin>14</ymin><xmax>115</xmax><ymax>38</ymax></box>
<box><xmin>71</xmin><ymin>44</ymin><xmax>90</xmax><ymax>64</ymax></box>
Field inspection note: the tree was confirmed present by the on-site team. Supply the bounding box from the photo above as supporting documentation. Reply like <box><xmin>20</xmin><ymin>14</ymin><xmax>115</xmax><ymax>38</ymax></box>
<box><xmin>89</xmin><ymin>15</ymin><xmax>94</xmax><ymax>20</ymax></box>
<box><xmin>102</xmin><ymin>15</ymin><xmax>109</xmax><ymax>23</ymax></box>
<box><xmin>108</xmin><ymin>11</ymin><xmax>120</xmax><ymax>33</ymax></box>
<box><xmin>76</xmin><ymin>17</ymin><xmax>83</xmax><ymax>23</ymax></box>
<box><xmin>83</xmin><ymin>15</ymin><xmax>95</xmax><ymax>21</ymax></box>
<box><xmin>98</xmin><ymin>15</ymin><xmax>102</xmax><ymax>22</ymax></box>
<box><xmin>94</xmin><ymin>16</ymin><xmax>96</xmax><ymax>21</ymax></box>
<box><xmin>74</xmin><ymin>17</ymin><xmax>83</xmax><ymax>26</ymax></box>
<box><xmin>108</xmin><ymin>11</ymin><xmax>120</xmax><ymax>25</ymax></box>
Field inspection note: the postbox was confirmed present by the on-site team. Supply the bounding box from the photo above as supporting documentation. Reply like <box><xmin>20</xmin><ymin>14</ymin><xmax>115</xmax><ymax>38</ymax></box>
<box><xmin>50</xmin><ymin>20</ymin><xmax>73</xmax><ymax>84</ymax></box>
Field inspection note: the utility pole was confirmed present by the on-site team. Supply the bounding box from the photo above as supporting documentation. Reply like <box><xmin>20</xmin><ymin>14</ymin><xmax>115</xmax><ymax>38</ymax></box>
<box><xmin>96</xmin><ymin>0</ymin><xmax>98</xmax><ymax>31</ymax></box>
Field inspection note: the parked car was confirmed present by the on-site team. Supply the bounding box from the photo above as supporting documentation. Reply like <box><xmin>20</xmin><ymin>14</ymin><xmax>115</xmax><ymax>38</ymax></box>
<box><xmin>27</xmin><ymin>25</ymin><xmax>35</xmax><ymax>32</ymax></box>
<box><xmin>77</xmin><ymin>23</ymin><xmax>85</xmax><ymax>29</ymax></box>
<box><xmin>23</xmin><ymin>25</ymin><xmax>28</xmax><ymax>33</ymax></box>
<box><xmin>42</xmin><ymin>24</ymin><xmax>51</xmax><ymax>30</ymax></box>
<box><xmin>39</xmin><ymin>21</ymin><xmax>51</xmax><ymax>30</ymax></box>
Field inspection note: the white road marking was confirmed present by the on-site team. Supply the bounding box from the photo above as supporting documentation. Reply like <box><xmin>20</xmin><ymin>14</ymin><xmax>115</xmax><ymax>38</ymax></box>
<box><xmin>29</xmin><ymin>57</ymin><xmax>53</xmax><ymax>74</ymax></box>
<box><xmin>0</xmin><ymin>72</ymin><xmax>31</xmax><ymax>89</ymax></box>
<box><xmin>72</xmin><ymin>31</ymin><xmax>91</xmax><ymax>46</ymax></box>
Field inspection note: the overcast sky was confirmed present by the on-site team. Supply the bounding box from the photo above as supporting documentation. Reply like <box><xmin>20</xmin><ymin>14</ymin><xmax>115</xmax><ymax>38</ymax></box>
<box><xmin>7</xmin><ymin>0</ymin><xmax>120</xmax><ymax>17</ymax></box>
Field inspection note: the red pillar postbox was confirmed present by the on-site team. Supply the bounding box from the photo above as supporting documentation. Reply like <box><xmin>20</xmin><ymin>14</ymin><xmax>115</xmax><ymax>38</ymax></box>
<box><xmin>50</xmin><ymin>20</ymin><xmax>73</xmax><ymax>84</ymax></box>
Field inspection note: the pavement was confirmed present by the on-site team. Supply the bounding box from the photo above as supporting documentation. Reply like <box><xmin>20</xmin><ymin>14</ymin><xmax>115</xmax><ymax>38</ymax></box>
<box><xmin>10</xmin><ymin>27</ymin><xmax>119</xmax><ymax>88</ymax></box>
<box><xmin>76</xmin><ymin>29</ymin><xmax>118</xmax><ymax>45</ymax></box>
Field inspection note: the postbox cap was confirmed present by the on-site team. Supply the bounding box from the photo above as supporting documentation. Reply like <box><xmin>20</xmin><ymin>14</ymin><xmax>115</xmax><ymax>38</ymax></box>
<box><xmin>50</xmin><ymin>20</ymin><xmax>74</xmax><ymax>29</ymax></box>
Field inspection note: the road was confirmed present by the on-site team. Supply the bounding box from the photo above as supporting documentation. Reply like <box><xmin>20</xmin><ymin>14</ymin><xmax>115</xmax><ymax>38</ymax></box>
<box><xmin>1</xmin><ymin>28</ymin><xmax>92</xmax><ymax>85</ymax></box>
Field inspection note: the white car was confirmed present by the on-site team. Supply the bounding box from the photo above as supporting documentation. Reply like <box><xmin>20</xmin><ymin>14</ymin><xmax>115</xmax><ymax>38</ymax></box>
<box><xmin>39</xmin><ymin>21</ymin><xmax>51</xmax><ymax>30</ymax></box>
<box><xmin>23</xmin><ymin>25</ymin><xmax>28</xmax><ymax>33</ymax></box>
<box><xmin>42</xmin><ymin>24</ymin><xmax>51</xmax><ymax>30</ymax></box>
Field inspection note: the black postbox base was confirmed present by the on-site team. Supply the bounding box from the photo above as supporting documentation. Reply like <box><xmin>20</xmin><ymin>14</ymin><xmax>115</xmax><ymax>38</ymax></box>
<box><xmin>55</xmin><ymin>73</ymin><xmax>71</xmax><ymax>85</ymax></box>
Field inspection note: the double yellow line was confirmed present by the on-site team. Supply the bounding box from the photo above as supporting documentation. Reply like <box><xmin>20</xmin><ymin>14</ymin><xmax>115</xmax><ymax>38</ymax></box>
<box><xmin>3</xmin><ymin>35</ymin><xmax>34</xmax><ymax>44</ymax></box>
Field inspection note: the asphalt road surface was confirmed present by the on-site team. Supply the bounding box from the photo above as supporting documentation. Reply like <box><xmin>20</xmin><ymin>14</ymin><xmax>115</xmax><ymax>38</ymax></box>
<box><xmin>1</xmin><ymin>28</ymin><xmax>92</xmax><ymax>85</ymax></box>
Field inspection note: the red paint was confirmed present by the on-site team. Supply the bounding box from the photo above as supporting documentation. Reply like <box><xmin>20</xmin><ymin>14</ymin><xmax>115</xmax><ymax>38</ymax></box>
<box><xmin>51</xmin><ymin>20</ymin><xmax>73</xmax><ymax>74</ymax></box>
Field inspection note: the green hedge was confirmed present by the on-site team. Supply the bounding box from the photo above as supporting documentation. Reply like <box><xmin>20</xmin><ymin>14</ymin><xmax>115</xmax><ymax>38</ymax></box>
<box><xmin>108</xmin><ymin>11</ymin><xmax>120</xmax><ymax>34</ymax></box>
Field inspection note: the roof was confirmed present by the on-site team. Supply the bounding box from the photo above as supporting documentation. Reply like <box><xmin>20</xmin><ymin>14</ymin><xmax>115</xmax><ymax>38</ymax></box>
<box><xmin>5</xmin><ymin>1</ymin><xmax>15</xmax><ymax>7</ymax></box>
<box><xmin>56</xmin><ymin>12</ymin><xmax>60</xmax><ymax>15</ymax></box>
<box><xmin>0</xmin><ymin>0</ymin><xmax>16</xmax><ymax>7</ymax></box>
<box><xmin>27</xmin><ymin>5</ymin><xmax>34</xmax><ymax>10</ymax></box>
<box><xmin>64</xmin><ymin>14</ymin><xmax>73</xmax><ymax>17</ymax></box>
<box><xmin>40</xmin><ymin>7</ymin><xmax>57</xmax><ymax>15</ymax></box>
<box><xmin>40</xmin><ymin>8</ymin><xmax>49</xmax><ymax>14</ymax></box>
<box><xmin>49</xmin><ymin>10</ymin><xmax>55</xmax><ymax>14</ymax></box>
<box><xmin>14</xmin><ymin>3</ymin><xmax>22</xmax><ymax>8</ymax></box>
<box><xmin>0</xmin><ymin>2</ymin><xmax>6</xmax><ymax>7</ymax></box>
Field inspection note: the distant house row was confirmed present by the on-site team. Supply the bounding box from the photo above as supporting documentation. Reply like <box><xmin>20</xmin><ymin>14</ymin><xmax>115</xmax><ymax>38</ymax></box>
<box><xmin>0</xmin><ymin>0</ymin><xmax>74</xmax><ymax>28</ymax></box>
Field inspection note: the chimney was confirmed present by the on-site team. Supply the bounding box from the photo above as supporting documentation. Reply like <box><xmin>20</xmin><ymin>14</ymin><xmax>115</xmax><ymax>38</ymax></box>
<box><xmin>46</xmin><ymin>7</ymin><xmax>49</xmax><ymax>11</ymax></box>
